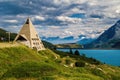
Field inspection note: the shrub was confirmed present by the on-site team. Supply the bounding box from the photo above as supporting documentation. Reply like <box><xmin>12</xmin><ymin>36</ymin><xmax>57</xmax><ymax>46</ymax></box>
<box><xmin>89</xmin><ymin>57</ymin><xmax>101</xmax><ymax>65</ymax></box>
<box><xmin>69</xmin><ymin>48</ymin><xmax>73</xmax><ymax>54</ymax></box>
<box><xmin>82</xmin><ymin>54</ymin><xmax>86</xmax><ymax>57</ymax></box>
<box><xmin>75</xmin><ymin>61</ymin><xmax>85</xmax><ymax>67</ymax></box>
<box><xmin>65</xmin><ymin>59</ymin><xmax>71</xmax><ymax>65</ymax></box>
<box><xmin>55</xmin><ymin>59</ymin><xmax>62</xmax><ymax>63</ymax></box>
<box><xmin>74</xmin><ymin>50</ymin><xmax>80</xmax><ymax>56</ymax></box>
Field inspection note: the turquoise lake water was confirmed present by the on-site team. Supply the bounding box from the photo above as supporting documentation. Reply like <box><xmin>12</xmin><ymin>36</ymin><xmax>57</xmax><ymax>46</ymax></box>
<box><xmin>57</xmin><ymin>49</ymin><xmax>120</xmax><ymax>66</ymax></box>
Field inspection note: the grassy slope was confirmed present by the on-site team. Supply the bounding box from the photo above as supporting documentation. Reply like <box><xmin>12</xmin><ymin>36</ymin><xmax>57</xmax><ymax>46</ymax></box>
<box><xmin>0</xmin><ymin>42</ymin><xmax>21</xmax><ymax>48</ymax></box>
<box><xmin>0</xmin><ymin>46</ymin><xmax>120</xmax><ymax>80</ymax></box>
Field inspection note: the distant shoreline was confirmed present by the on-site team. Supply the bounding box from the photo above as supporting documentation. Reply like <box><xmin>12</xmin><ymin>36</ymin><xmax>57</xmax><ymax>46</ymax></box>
<box><xmin>56</xmin><ymin>48</ymin><xmax>120</xmax><ymax>50</ymax></box>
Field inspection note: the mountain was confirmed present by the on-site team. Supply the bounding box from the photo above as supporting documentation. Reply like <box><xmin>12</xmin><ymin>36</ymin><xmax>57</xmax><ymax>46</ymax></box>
<box><xmin>42</xmin><ymin>36</ymin><xmax>80</xmax><ymax>44</ymax></box>
<box><xmin>96</xmin><ymin>20</ymin><xmax>120</xmax><ymax>42</ymax></box>
<box><xmin>85</xmin><ymin>20</ymin><xmax>120</xmax><ymax>49</ymax></box>
<box><xmin>77</xmin><ymin>38</ymin><xmax>95</xmax><ymax>45</ymax></box>
<box><xmin>42</xmin><ymin>35</ymin><xmax>91</xmax><ymax>44</ymax></box>
<box><xmin>42</xmin><ymin>36</ymin><xmax>83</xmax><ymax>48</ymax></box>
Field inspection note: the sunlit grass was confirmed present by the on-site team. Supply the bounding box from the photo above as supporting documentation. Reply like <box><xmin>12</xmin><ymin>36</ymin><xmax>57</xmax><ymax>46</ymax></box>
<box><xmin>0</xmin><ymin>45</ymin><xmax>120</xmax><ymax>80</ymax></box>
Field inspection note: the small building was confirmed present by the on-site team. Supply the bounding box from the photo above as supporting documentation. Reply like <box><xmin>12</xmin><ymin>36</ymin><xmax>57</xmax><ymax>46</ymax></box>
<box><xmin>14</xmin><ymin>18</ymin><xmax>45</xmax><ymax>51</ymax></box>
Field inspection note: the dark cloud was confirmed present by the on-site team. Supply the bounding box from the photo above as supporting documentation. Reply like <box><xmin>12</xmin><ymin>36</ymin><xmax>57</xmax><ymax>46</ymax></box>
<box><xmin>33</xmin><ymin>18</ymin><xmax>65</xmax><ymax>26</ymax></box>
<box><xmin>90</xmin><ymin>14</ymin><xmax>104</xmax><ymax>19</ymax></box>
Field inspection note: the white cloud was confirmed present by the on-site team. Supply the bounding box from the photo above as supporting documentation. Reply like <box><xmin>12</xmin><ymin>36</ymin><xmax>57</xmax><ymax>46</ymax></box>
<box><xmin>41</xmin><ymin>6</ymin><xmax>56</xmax><ymax>11</ymax></box>
<box><xmin>32</xmin><ymin>16</ymin><xmax>45</xmax><ymax>21</ymax></box>
<box><xmin>53</xmin><ymin>0</ymin><xmax>88</xmax><ymax>5</ymax></box>
<box><xmin>3</xmin><ymin>20</ymin><xmax>18</xmax><ymax>23</ymax></box>
<box><xmin>56</xmin><ymin>16</ymin><xmax>82</xmax><ymax>24</ymax></box>
<box><xmin>16</xmin><ymin>15</ymin><xmax>27</xmax><ymax>18</ymax></box>
<box><xmin>36</xmin><ymin>21</ymin><xmax>108</xmax><ymax>39</ymax></box>
<box><xmin>29</xmin><ymin>1</ymin><xmax>33</xmax><ymax>5</ymax></box>
<box><xmin>116</xmin><ymin>10</ymin><xmax>120</xmax><ymax>14</ymax></box>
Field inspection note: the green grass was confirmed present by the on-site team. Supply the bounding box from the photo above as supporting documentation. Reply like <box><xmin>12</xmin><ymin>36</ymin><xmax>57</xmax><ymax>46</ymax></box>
<box><xmin>0</xmin><ymin>45</ymin><xmax>120</xmax><ymax>80</ymax></box>
<box><xmin>2</xmin><ymin>61</ymin><xmax>58</xmax><ymax>79</ymax></box>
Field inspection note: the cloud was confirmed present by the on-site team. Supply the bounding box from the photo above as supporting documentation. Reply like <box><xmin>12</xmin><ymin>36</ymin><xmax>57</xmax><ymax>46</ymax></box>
<box><xmin>32</xmin><ymin>16</ymin><xmax>45</xmax><ymax>21</ymax></box>
<box><xmin>0</xmin><ymin>0</ymin><xmax>120</xmax><ymax>40</ymax></box>
<box><xmin>3</xmin><ymin>20</ymin><xmax>18</xmax><ymax>23</ymax></box>
<box><xmin>56</xmin><ymin>16</ymin><xmax>82</xmax><ymax>24</ymax></box>
<box><xmin>16</xmin><ymin>15</ymin><xmax>27</xmax><ymax>18</ymax></box>
<box><xmin>53</xmin><ymin>0</ymin><xmax>88</xmax><ymax>6</ymax></box>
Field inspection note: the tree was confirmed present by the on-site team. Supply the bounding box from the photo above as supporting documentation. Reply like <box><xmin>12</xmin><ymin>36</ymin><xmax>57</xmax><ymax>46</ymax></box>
<box><xmin>69</xmin><ymin>48</ymin><xmax>73</xmax><ymax>54</ymax></box>
<box><xmin>53</xmin><ymin>46</ymin><xmax>57</xmax><ymax>50</ymax></box>
<box><xmin>74</xmin><ymin>50</ymin><xmax>80</xmax><ymax>55</ymax></box>
<box><xmin>82</xmin><ymin>53</ymin><xmax>86</xmax><ymax>57</ymax></box>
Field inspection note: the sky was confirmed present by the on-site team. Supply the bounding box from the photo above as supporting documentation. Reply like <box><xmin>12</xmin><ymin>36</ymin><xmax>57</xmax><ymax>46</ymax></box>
<box><xmin>0</xmin><ymin>0</ymin><xmax>120</xmax><ymax>39</ymax></box>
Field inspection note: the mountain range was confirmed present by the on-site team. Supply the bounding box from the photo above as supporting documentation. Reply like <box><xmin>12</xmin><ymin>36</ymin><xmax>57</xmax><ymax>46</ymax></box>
<box><xmin>42</xmin><ymin>19</ymin><xmax>120</xmax><ymax>49</ymax></box>
<box><xmin>42</xmin><ymin>36</ymin><xmax>78</xmax><ymax>44</ymax></box>
<box><xmin>41</xmin><ymin>35</ymin><xmax>94</xmax><ymax>45</ymax></box>
<box><xmin>85</xmin><ymin>20</ymin><xmax>120</xmax><ymax>49</ymax></box>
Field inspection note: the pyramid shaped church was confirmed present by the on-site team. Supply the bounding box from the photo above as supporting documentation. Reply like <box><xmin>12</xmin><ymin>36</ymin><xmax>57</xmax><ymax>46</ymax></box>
<box><xmin>14</xmin><ymin>18</ymin><xmax>45</xmax><ymax>51</ymax></box>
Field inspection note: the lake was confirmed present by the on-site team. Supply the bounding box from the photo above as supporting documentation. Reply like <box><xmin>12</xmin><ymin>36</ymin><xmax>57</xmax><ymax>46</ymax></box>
<box><xmin>57</xmin><ymin>49</ymin><xmax>120</xmax><ymax>66</ymax></box>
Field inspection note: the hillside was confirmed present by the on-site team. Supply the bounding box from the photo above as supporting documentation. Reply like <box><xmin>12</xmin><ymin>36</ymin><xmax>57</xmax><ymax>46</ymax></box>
<box><xmin>42</xmin><ymin>40</ymin><xmax>56</xmax><ymax>49</ymax></box>
<box><xmin>85</xmin><ymin>20</ymin><xmax>120</xmax><ymax>49</ymax></box>
<box><xmin>0</xmin><ymin>42</ymin><xmax>20</xmax><ymax>48</ymax></box>
<box><xmin>55</xmin><ymin>43</ymin><xmax>83</xmax><ymax>48</ymax></box>
<box><xmin>0</xmin><ymin>28</ymin><xmax>17</xmax><ymax>41</ymax></box>
<box><xmin>0</xmin><ymin>45</ymin><xmax>120</xmax><ymax>80</ymax></box>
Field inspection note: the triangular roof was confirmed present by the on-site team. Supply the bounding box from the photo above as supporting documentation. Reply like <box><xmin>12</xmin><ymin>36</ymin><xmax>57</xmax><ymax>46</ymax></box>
<box><xmin>14</xmin><ymin>18</ymin><xmax>45</xmax><ymax>51</ymax></box>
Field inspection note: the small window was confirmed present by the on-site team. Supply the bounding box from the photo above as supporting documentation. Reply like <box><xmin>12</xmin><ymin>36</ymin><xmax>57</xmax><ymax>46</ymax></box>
<box><xmin>25</xmin><ymin>19</ymin><xmax>29</xmax><ymax>24</ymax></box>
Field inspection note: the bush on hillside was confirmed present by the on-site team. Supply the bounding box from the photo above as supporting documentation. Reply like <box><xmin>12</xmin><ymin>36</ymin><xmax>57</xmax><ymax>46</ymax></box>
<box><xmin>55</xmin><ymin>59</ymin><xmax>62</xmax><ymax>63</ymax></box>
<box><xmin>74</xmin><ymin>50</ymin><xmax>80</xmax><ymax>56</ymax></box>
<box><xmin>65</xmin><ymin>59</ymin><xmax>72</xmax><ymax>65</ymax></box>
<box><xmin>69</xmin><ymin>48</ymin><xmax>73</xmax><ymax>54</ymax></box>
<box><xmin>75</xmin><ymin>61</ymin><xmax>85</xmax><ymax>67</ymax></box>
<box><xmin>89</xmin><ymin>57</ymin><xmax>101</xmax><ymax>65</ymax></box>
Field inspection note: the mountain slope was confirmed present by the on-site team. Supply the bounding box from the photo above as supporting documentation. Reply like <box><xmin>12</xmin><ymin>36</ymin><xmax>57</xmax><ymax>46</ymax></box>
<box><xmin>0</xmin><ymin>28</ymin><xmax>17</xmax><ymax>41</ymax></box>
<box><xmin>0</xmin><ymin>45</ymin><xmax>120</xmax><ymax>80</ymax></box>
<box><xmin>96</xmin><ymin>20</ymin><xmax>120</xmax><ymax>42</ymax></box>
<box><xmin>77</xmin><ymin>38</ymin><xmax>95</xmax><ymax>45</ymax></box>
<box><xmin>85</xmin><ymin>20</ymin><xmax>120</xmax><ymax>49</ymax></box>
